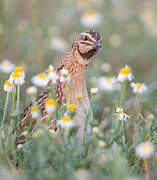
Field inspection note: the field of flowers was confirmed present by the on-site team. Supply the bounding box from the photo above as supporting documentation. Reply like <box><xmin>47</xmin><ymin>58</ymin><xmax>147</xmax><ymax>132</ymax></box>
<box><xmin>0</xmin><ymin>0</ymin><xmax>157</xmax><ymax>179</ymax></box>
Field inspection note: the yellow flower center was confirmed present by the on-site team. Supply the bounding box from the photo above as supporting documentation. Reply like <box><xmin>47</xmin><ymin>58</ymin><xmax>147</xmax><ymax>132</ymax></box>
<box><xmin>38</xmin><ymin>73</ymin><xmax>47</xmax><ymax>79</ymax></box>
<box><xmin>5</xmin><ymin>80</ymin><xmax>14</xmax><ymax>86</ymax></box>
<box><xmin>106</xmin><ymin>77</ymin><xmax>111</xmax><ymax>83</ymax></box>
<box><xmin>119</xmin><ymin>112</ymin><xmax>125</xmax><ymax>115</ymax></box>
<box><xmin>120</xmin><ymin>67</ymin><xmax>131</xmax><ymax>75</ymax></box>
<box><xmin>136</xmin><ymin>83</ymin><xmax>143</xmax><ymax>89</ymax></box>
<box><xmin>12</xmin><ymin>72</ymin><xmax>21</xmax><ymax>78</ymax></box>
<box><xmin>45</xmin><ymin>98</ymin><xmax>56</xmax><ymax>106</ymax></box>
<box><xmin>31</xmin><ymin>106</ymin><xmax>39</xmax><ymax>112</ymax></box>
<box><xmin>86</xmin><ymin>10</ymin><xmax>97</xmax><ymax>17</ymax></box>
<box><xmin>76</xmin><ymin>93</ymin><xmax>83</xmax><ymax>100</ymax></box>
<box><xmin>3</xmin><ymin>63</ymin><xmax>11</xmax><ymax>68</ymax></box>
<box><xmin>15</xmin><ymin>67</ymin><xmax>24</xmax><ymax>73</ymax></box>
<box><xmin>46</xmin><ymin>68</ymin><xmax>53</xmax><ymax>73</ymax></box>
<box><xmin>143</xmin><ymin>144</ymin><xmax>151</xmax><ymax>152</ymax></box>
<box><xmin>62</xmin><ymin>116</ymin><xmax>71</xmax><ymax>122</ymax></box>
<box><xmin>67</xmin><ymin>104</ymin><xmax>77</xmax><ymax>110</ymax></box>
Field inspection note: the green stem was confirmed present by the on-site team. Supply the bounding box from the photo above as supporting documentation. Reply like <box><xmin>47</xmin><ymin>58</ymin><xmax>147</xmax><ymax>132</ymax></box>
<box><xmin>64</xmin><ymin>82</ymin><xmax>68</xmax><ymax>104</ymax></box>
<box><xmin>2</xmin><ymin>92</ymin><xmax>10</xmax><ymax>125</ymax></box>
<box><xmin>12</xmin><ymin>86</ymin><xmax>16</xmax><ymax>113</ymax></box>
<box><xmin>83</xmin><ymin>97</ymin><xmax>93</xmax><ymax>145</ymax></box>
<box><xmin>130</xmin><ymin>94</ymin><xmax>139</xmax><ymax>121</ymax></box>
<box><xmin>122</xmin><ymin>120</ymin><xmax>126</xmax><ymax>147</ymax></box>
<box><xmin>120</xmin><ymin>80</ymin><xmax>127</xmax><ymax>108</ymax></box>
<box><xmin>16</xmin><ymin>84</ymin><xmax>20</xmax><ymax>113</ymax></box>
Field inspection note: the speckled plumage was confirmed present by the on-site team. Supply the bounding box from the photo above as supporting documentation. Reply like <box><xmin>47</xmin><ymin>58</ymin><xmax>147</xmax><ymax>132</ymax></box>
<box><xmin>17</xmin><ymin>30</ymin><xmax>102</xmax><ymax>144</ymax></box>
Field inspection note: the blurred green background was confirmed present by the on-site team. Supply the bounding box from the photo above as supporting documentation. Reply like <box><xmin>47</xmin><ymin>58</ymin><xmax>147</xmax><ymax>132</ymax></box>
<box><xmin>0</xmin><ymin>0</ymin><xmax>157</xmax><ymax>116</ymax></box>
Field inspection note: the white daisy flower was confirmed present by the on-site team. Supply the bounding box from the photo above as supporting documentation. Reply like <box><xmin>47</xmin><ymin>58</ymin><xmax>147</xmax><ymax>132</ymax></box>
<box><xmin>131</xmin><ymin>82</ymin><xmax>147</xmax><ymax>94</ymax></box>
<box><xmin>60</xmin><ymin>76</ymin><xmax>71</xmax><ymax>83</ymax></box>
<box><xmin>60</xmin><ymin>69</ymin><xmax>71</xmax><ymax>82</ymax></box>
<box><xmin>31</xmin><ymin>106</ymin><xmax>39</xmax><ymax>119</ymax></box>
<box><xmin>9</xmin><ymin>72</ymin><xmax>25</xmax><ymax>85</ymax></box>
<box><xmin>50</xmin><ymin>37</ymin><xmax>68</xmax><ymax>52</ymax></box>
<box><xmin>4</xmin><ymin>80</ymin><xmax>15</xmax><ymax>92</ymax></box>
<box><xmin>48</xmin><ymin>72</ymin><xmax>59</xmax><ymax>84</ymax></box>
<box><xmin>31</xmin><ymin>73</ymin><xmax>49</xmax><ymax>87</ymax></box>
<box><xmin>45</xmin><ymin>65</ymin><xmax>54</xmax><ymax>73</ymax></box>
<box><xmin>98</xmin><ymin>76</ymin><xmax>120</xmax><ymax>92</ymax></box>
<box><xmin>90</xmin><ymin>88</ymin><xmax>98</xmax><ymax>95</ymax></box>
<box><xmin>0</xmin><ymin>59</ymin><xmax>15</xmax><ymax>74</ymax></box>
<box><xmin>92</xmin><ymin>127</ymin><xmax>100</xmax><ymax>134</ymax></box>
<box><xmin>80</xmin><ymin>10</ymin><xmax>102</xmax><ymax>27</ymax></box>
<box><xmin>26</xmin><ymin>86</ymin><xmax>37</xmax><ymax>96</ymax></box>
<box><xmin>98</xmin><ymin>140</ymin><xmax>105</xmax><ymax>148</ymax></box>
<box><xmin>61</xmin><ymin>69</ymin><xmax>69</xmax><ymax>76</ymax></box>
<box><xmin>116</xmin><ymin>107</ymin><xmax>123</xmax><ymax>113</ymax></box>
<box><xmin>45</xmin><ymin>64</ymin><xmax>58</xmax><ymax>84</ymax></box>
<box><xmin>135</xmin><ymin>141</ymin><xmax>155</xmax><ymax>159</ymax></box>
<box><xmin>117</xmin><ymin>65</ymin><xmax>134</xmax><ymax>82</ymax></box>
<box><xmin>45</xmin><ymin>98</ymin><xmax>56</xmax><ymax>113</ymax></box>
<box><xmin>57</xmin><ymin>116</ymin><xmax>74</xmax><ymax>130</ymax></box>
<box><xmin>115</xmin><ymin>112</ymin><xmax>130</xmax><ymax>121</ymax></box>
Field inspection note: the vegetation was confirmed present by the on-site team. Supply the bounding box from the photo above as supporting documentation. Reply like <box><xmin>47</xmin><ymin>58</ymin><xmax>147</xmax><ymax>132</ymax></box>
<box><xmin>0</xmin><ymin>0</ymin><xmax>157</xmax><ymax>179</ymax></box>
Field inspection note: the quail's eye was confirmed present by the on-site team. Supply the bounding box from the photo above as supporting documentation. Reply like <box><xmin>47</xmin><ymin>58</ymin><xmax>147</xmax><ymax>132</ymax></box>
<box><xmin>84</xmin><ymin>36</ymin><xmax>88</xmax><ymax>41</ymax></box>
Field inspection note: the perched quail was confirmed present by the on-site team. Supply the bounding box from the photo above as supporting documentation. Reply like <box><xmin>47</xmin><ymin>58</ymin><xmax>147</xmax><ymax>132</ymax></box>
<box><xmin>18</xmin><ymin>30</ymin><xmax>102</xmax><ymax>144</ymax></box>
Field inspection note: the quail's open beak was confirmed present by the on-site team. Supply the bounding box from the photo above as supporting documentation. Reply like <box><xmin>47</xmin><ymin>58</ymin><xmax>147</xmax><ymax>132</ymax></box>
<box><xmin>93</xmin><ymin>42</ymin><xmax>101</xmax><ymax>50</ymax></box>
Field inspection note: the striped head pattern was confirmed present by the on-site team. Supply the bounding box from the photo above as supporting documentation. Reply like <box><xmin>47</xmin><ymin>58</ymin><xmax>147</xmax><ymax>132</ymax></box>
<box><xmin>73</xmin><ymin>30</ymin><xmax>102</xmax><ymax>60</ymax></box>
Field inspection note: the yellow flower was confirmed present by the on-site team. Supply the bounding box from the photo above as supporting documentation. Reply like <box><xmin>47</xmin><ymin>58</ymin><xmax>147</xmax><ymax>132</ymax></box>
<box><xmin>62</xmin><ymin>116</ymin><xmax>71</xmax><ymax>122</ymax></box>
<box><xmin>121</xmin><ymin>68</ymin><xmax>130</xmax><ymax>75</ymax></box>
<box><xmin>81</xmin><ymin>10</ymin><xmax>102</xmax><ymax>27</ymax></box>
<box><xmin>67</xmin><ymin>104</ymin><xmax>77</xmax><ymax>110</ymax></box>
<box><xmin>12</xmin><ymin>72</ymin><xmax>21</xmax><ymax>78</ymax></box>
<box><xmin>31</xmin><ymin>106</ymin><xmax>39</xmax><ymax>112</ymax></box>
<box><xmin>31</xmin><ymin>106</ymin><xmax>39</xmax><ymax>118</ymax></box>
<box><xmin>131</xmin><ymin>82</ymin><xmax>147</xmax><ymax>94</ymax></box>
<box><xmin>14</xmin><ymin>66</ymin><xmax>25</xmax><ymax>79</ymax></box>
<box><xmin>4</xmin><ymin>80</ymin><xmax>15</xmax><ymax>92</ymax></box>
<box><xmin>38</xmin><ymin>73</ymin><xmax>47</xmax><ymax>79</ymax></box>
<box><xmin>114</xmin><ymin>111</ymin><xmax>130</xmax><ymax>121</ymax></box>
<box><xmin>45</xmin><ymin>98</ymin><xmax>56</xmax><ymax>113</ymax></box>
<box><xmin>57</xmin><ymin>116</ymin><xmax>74</xmax><ymax>129</ymax></box>
<box><xmin>10</xmin><ymin>71</ymin><xmax>25</xmax><ymax>85</ymax></box>
<box><xmin>76</xmin><ymin>93</ymin><xmax>83</xmax><ymax>100</ymax></box>
<box><xmin>15</xmin><ymin>67</ymin><xmax>24</xmax><ymax>73</ymax></box>
<box><xmin>117</xmin><ymin>65</ymin><xmax>133</xmax><ymax>82</ymax></box>
<box><xmin>45</xmin><ymin>98</ymin><xmax>56</xmax><ymax>106</ymax></box>
<box><xmin>31</xmin><ymin>73</ymin><xmax>49</xmax><ymax>87</ymax></box>
<box><xmin>45</xmin><ymin>65</ymin><xmax>54</xmax><ymax>73</ymax></box>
